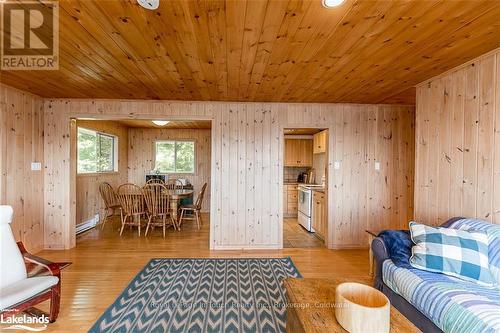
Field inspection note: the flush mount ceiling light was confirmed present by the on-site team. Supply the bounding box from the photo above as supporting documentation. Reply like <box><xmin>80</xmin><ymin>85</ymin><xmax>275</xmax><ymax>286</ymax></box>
<box><xmin>322</xmin><ymin>0</ymin><xmax>345</xmax><ymax>8</ymax></box>
<box><xmin>137</xmin><ymin>0</ymin><xmax>159</xmax><ymax>10</ymax></box>
<box><xmin>152</xmin><ymin>120</ymin><xmax>169</xmax><ymax>126</ymax></box>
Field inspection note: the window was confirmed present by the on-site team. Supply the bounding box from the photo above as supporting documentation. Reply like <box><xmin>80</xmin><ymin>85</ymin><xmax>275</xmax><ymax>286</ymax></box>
<box><xmin>77</xmin><ymin>127</ymin><xmax>118</xmax><ymax>173</ymax></box>
<box><xmin>155</xmin><ymin>140</ymin><xmax>195</xmax><ymax>173</ymax></box>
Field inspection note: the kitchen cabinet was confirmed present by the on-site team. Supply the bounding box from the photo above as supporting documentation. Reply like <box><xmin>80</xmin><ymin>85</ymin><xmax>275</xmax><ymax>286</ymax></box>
<box><xmin>312</xmin><ymin>191</ymin><xmax>326</xmax><ymax>239</ymax></box>
<box><xmin>313</xmin><ymin>130</ymin><xmax>327</xmax><ymax>154</ymax></box>
<box><xmin>284</xmin><ymin>139</ymin><xmax>313</xmax><ymax>167</ymax></box>
<box><xmin>283</xmin><ymin>184</ymin><xmax>298</xmax><ymax>217</ymax></box>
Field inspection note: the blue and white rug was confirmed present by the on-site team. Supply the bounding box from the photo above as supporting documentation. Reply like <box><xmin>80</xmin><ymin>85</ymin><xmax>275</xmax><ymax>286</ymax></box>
<box><xmin>89</xmin><ymin>258</ymin><xmax>301</xmax><ymax>333</ymax></box>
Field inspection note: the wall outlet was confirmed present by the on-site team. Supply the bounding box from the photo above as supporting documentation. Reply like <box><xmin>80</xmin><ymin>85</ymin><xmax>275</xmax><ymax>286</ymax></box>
<box><xmin>31</xmin><ymin>162</ymin><xmax>42</xmax><ymax>171</ymax></box>
<box><xmin>334</xmin><ymin>161</ymin><xmax>341</xmax><ymax>170</ymax></box>
<box><xmin>374</xmin><ymin>161</ymin><xmax>381</xmax><ymax>171</ymax></box>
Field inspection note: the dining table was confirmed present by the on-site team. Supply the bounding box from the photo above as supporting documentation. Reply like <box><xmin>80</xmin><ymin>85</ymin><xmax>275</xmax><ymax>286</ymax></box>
<box><xmin>164</xmin><ymin>189</ymin><xmax>194</xmax><ymax>222</ymax></box>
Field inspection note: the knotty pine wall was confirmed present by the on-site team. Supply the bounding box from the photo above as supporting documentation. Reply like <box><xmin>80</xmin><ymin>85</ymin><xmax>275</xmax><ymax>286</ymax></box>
<box><xmin>0</xmin><ymin>84</ymin><xmax>44</xmax><ymax>252</ymax></box>
<box><xmin>75</xmin><ymin>120</ymin><xmax>129</xmax><ymax>225</ymax></box>
<box><xmin>42</xmin><ymin>99</ymin><xmax>414</xmax><ymax>250</ymax></box>
<box><xmin>415</xmin><ymin>48</ymin><xmax>500</xmax><ymax>225</ymax></box>
<box><xmin>128</xmin><ymin>128</ymin><xmax>211</xmax><ymax>212</ymax></box>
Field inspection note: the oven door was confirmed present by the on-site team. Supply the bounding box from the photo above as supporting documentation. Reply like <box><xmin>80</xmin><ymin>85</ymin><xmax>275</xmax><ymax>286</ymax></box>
<box><xmin>298</xmin><ymin>187</ymin><xmax>312</xmax><ymax>217</ymax></box>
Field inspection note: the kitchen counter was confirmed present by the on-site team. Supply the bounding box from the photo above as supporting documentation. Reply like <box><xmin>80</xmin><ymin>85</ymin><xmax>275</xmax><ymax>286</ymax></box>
<box><xmin>284</xmin><ymin>182</ymin><xmax>327</xmax><ymax>193</ymax></box>
<box><xmin>298</xmin><ymin>184</ymin><xmax>325</xmax><ymax>189</ymax></box>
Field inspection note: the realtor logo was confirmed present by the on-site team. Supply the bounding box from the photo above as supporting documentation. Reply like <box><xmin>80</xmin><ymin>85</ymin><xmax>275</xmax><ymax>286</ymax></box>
<box><xmin>1</xmin><ymin>0</ymin><xmax>59</xmax><ymax>70</ymax></box>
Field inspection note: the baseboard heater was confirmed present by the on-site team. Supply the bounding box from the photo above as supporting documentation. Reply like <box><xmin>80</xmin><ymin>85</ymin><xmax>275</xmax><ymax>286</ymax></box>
<box><xmin>76</xmin><ymin>214</ymin><xmax>99</xmax><ymax>235</ymax></box>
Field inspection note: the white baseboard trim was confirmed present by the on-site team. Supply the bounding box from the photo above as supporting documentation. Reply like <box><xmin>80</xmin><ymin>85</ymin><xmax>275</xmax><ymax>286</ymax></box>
<box><xmin>76</xmin><ymin>214</ymin><xmax>99</xmax><ymax>235</ymax></box>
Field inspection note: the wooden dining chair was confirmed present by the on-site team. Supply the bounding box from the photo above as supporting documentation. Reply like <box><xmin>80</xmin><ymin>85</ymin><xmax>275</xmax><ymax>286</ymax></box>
<box><xmin>116</xmin><ymin>183</ymin><xmax>147</xmax><ymax>236</ymax></box>
<box><xmin>165</xmin><ymin>179</ymin><xmax>184</xmax><ymax>190</ymax></box>
<box><xmin>142</xmin><ymin>183</ymin><xmax>176</xmax><ymax>237</ymax></box>
<box><xmin>178</xmin><ymin>183</ymin><xmax>207</xmax><ymax>230</ymax></box>
<box><xmin>98</xmin><ymin>182</ymin><xmax>122</xmax><ymax>230</ymax></box>
<box><xmin>146</xmin><ymin>178</ymin><xmax>165</xmax><ymax>185</ymax></box>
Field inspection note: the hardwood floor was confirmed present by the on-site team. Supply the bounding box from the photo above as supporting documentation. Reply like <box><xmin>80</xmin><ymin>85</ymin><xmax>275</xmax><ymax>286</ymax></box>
<box><xmin>283</xmin><ymin>218</ymin><xmax>325</xmax><ymax>248</ymax></box>
<box><xmin>8</xmin><ymin>214</ymin><xmax>370</xmax><ymax>332</ymax></box>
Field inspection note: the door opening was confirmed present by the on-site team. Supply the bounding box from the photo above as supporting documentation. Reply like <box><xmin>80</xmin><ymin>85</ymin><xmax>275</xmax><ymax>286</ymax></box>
<box><xmin>282</xmin><ymin>128</ymin><xmax>328</xmax><ymax>248</ymax></box>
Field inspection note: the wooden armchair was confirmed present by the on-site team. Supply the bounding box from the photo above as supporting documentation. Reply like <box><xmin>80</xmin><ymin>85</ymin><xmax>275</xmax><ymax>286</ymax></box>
<box><xmin>142</xmin><ymin>183</ymin><xmax>176</xmax><ymax>237</ymax></box>
<box><xmin>179</xmin><ymin>183</ymin><xmax>207</xmax><ymax>230</ymax></box>
<box><xmin>99</xmin><ymin>182</ymin><xmax>122</xmax><ymax>230</ymax></box>
<box><xmin>146</xmin><ymin>178</ymin><xmax>165</xmax><ymax>185</ymax></box>
<box><xmin>116</xmin><ymin>183</ymin><xmax>147</xmax><ymax>236</ymax></box>
<box><xmin>165</xmin><ymin>179</ymin><xmax>183</xmax><ymax>190</ymax></box>
<box><xmin>0</xmin><ymin>206</ymin><xmax>61</xmax><ymax>322</ymax></box>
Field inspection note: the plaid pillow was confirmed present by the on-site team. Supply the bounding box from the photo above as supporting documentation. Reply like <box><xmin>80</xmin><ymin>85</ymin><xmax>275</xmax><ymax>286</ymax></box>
<box><xmin>409</xmin><ymin>222</ymin><xmax>496</xmax><ymax>286</ymax></box>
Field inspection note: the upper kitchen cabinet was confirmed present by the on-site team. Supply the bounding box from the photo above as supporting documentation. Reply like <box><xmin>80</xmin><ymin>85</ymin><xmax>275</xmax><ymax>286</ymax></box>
<box><xmin>313</xmin><ymin>130</ymin><xmax>327</xmax><ymax>154</ymax></box>
<box><xmin>284</xmin><ymin>139</ymin><xmax>313</xmax><ymax>167</ymax></box>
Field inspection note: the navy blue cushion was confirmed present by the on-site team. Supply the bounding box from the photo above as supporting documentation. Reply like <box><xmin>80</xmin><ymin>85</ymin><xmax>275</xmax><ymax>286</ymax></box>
<box><xmin>378</xmin><ymin>230</ymin><xmax>413</xmax><ymax>269</ymax></box>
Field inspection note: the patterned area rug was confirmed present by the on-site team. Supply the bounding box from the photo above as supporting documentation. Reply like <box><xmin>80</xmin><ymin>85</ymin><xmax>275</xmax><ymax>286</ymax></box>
<box><xmin>89</xmin><ymin>258</ymin><xmax>301</xmax><ymax>333</ymax></box>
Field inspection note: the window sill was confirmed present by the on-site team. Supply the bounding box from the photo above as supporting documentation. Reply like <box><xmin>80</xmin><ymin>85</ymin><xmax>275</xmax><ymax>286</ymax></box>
<box><xmin>77</xmin><ymin>172</ymin><xmax>120</xmax><ymax>177</ymax></box>
<box><xmin>157</xmin><ymin>173</ymin><xmax>196</xmax><ymax>176</ymax></box>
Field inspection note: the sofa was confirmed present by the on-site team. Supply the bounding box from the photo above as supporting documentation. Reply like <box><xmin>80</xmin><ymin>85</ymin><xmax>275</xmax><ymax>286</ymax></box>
<box><xmin>372</xmin><ymin>217</ymin><xmax>500</xmax><ymax>333</ymax></box>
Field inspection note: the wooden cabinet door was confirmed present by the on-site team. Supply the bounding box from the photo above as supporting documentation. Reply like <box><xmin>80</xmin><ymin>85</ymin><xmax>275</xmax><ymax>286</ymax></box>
<box><xmin>313</xmin><ymin>133</ymin><xmax>321</xmax><ymax>154</ymax></box>
<box><xmin>301</xmin><ymin>139</ymin><xmax>313</xmax><ymax>166</ymax></box>
<box><xmin>285</xmin><ymin>139</ymin><xmax>299</xmax><ymax>166</ymax></box>
<box><xmin>284</xmin><ymin>140</ymin><xmax>293</xmax><ymax>166</ymax></box>
<box><xmin>287</xmin><ymin>185</ymin><xmax>298</xmax><ymax>216</ymax></box>
<box><xmin>313</xmin><ymin>131</ymin><xmax>326</xmax><ymax>154</ymax></box>
<box><xmin>284</xmin><ymin>140</ymin><xmax>290</xmax><ymax>166</ymax></box>
<box><xmin>283</xmin><ymin>184</ymin><xmax>298</xmax><ymax>217</ymax></box>
<box><xmin>312</xmin><ymin>193</ymin><xmax>319</xmax><ymax>231</ymax></box>
<box><xmin>292</xmin><ymin>141</ymin><xmax>301</xmax><ymax>166</ymax></box>
<box><xmin>312</xmin><ymin>191</ymin><xmax>326</xmax><ymax>238</ymax></box>
<box><xmin>319</xmin><ymin>193</ymin><xmax>326</xmax><ymax>237</ymax></box>
<box><xmin>285</xmin><ymin>139</ymin><xmax>312</xmax><ymax>167</ymax></box>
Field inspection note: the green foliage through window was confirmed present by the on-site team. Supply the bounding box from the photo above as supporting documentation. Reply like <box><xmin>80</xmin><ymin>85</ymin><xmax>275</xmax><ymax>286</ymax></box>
<box><xmin>155</xmin><ymin>140</ymin><xmax>195</xmax><ymax>173</ymax></box>
<box><xmin>77</xmin><ymin>127</ymin><xmax>117</xmax><ymax>173</ymax></box>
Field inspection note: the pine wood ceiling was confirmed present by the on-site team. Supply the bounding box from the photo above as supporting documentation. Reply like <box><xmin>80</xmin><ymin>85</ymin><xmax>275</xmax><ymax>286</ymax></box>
<box><xmin>2</xmin><ymin>0</ymin><xmax>500</xmax><ymax>104</ymax></box>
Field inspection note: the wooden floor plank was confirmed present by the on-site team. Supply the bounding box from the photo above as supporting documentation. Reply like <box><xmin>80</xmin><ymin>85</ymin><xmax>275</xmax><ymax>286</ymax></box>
<box><xmin>13</xmin><ymin>214</ymin><xmax>371</xmax><ymax>332</ymax></box>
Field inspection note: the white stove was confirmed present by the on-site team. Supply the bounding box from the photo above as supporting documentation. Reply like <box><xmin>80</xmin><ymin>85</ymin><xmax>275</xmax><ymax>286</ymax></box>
<box><xmin>297</xmin><ymin>184</ymin><xmax>324</xmax><ymax>232</ymax></box>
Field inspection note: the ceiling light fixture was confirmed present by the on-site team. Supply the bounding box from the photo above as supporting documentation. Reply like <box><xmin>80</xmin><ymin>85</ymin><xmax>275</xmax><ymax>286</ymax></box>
<box><xmin>152</xmin><ymin>120</ymin><xmax>169</xmax><ymax>126</ymax></box>
<box><xmin>137</xmin><ymin>0</ymin><xmax>159</xmax><ymax>10</ymax></box>
<box><xmin>322</xmin><ymin>0</ymin><xmax>345</xmax><ymax>8</ymax></box>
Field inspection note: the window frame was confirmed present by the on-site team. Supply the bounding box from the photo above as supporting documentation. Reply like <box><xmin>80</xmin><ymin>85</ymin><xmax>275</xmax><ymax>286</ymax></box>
<box><xmin>77</xmin><ymin>126</ymin><xmax>119</xmax><ymax>175</ymax></box>
<box><xmin>153</xmin><ymin>139</ymin><xmax>196</xmax><ymax>174</ymax></box>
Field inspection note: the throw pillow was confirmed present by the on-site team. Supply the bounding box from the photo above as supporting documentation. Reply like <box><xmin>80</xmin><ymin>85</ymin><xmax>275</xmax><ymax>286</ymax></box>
<box><xmin>409</xmin><ymin>221</ymin><xmax>496</xmax><ymax>286</ymax></box>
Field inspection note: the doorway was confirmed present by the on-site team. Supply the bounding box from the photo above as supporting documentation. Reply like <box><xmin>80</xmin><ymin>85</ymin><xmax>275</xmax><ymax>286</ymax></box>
<box><xmin>282</xmin><ymin>128</ymin><xmax>328</xmax><ymax>248</ymax></box>
<box><xmin>71</xmin><ymin>118</ymin><xmax>212</xmax><ymax>246</ymax></box>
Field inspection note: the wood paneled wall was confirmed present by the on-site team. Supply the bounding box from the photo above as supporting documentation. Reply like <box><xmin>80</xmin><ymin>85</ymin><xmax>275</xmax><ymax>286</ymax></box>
<box><xmin>0</xmin><ymin>84</ymin><xmax>44</xmax><ymax>252</ymax></box>
<box><xmin>285</xmin><ymin>104</ymin><xmax>415</xmax><ymax>248</ymax></box>
<box><xmin>128</xmin><ymin>128</ymin><xmax>211</xmax><ymax>212</ymax></box>
<box><xmin>415</xmin><ymin>48</ymin><xmax>500</xmax><ymax>225</ymax></box>
<box><xmin>42</xmin><ymin>98</ymin><xmax>414</xmax><ymax>250</ymax></box>
<box><xmin>330</xmin><ymin>106</ymin><xmax>415</xmax><ymax>247</ymax></box>
<box><xmin>75</xmin><ymin>120</ymin><xmax>129</xmax><ymax>225</ymax></box>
